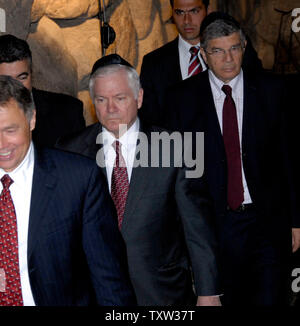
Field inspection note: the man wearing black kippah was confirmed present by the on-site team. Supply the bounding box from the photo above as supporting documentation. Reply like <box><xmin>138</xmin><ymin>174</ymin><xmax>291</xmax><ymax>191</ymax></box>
<box><xmin>57</xmin><ymin>53</ymin><xmax>221</xmax><ymax>306</ymax></box>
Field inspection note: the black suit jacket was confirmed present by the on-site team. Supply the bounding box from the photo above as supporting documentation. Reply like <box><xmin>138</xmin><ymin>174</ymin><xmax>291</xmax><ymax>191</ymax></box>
<box><xmin>27</xmin><ymin>146</ymin><xmax>135</xmax><ymax>306</ymax></box>
<box><xmin>139</xmin><ymin>36</ymin><xmax>263</xmax><ymax>127</ymax></box>
<box><xmin>164</xmin><ymin>70</ymin><xmax>298</xmax><ymax>245</ymax></box>
<box><xmin>56</xmin><ymin>122</ymin><xmax>220</xmax><ymax>305</ymax></box>
<box><xmin>32</xmin><ymin>88</ymin><xmax>86</xmax><ymax>147</ymax></box>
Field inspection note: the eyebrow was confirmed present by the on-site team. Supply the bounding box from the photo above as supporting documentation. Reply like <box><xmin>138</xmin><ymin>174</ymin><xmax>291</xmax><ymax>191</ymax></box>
<box><xmin>211</xmin><ymin>43</ymin><xmax>242</xmax><ymax>49</ymax></box>
<box><xmin>174</xmin><ymin>6</ymin><xmax>201</xmax><ymax>12</ymax></box>
<box><xmin>2</xmin><ymin>124</ymin><xmax>19</xmax><ymax>131</ymax></box>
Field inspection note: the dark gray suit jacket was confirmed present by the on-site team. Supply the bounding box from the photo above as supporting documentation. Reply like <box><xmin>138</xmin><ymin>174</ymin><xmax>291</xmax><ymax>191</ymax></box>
<box><xmin>56</xmin><ymin>122</ymin><xmax>220</xmax><ymax>305</ymax></box>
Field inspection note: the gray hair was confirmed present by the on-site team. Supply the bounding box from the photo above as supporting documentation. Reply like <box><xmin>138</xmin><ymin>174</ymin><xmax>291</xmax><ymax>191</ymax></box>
<box><xmin>0</xmin><ymin>75</ymin><xmax>35</xmax><ymax>121</ymax></box>
<box><xmin>89</xmin><ymin>64</ymin><xmax>141</xmax><ymax>102</ymax></box>
<box><xmin>201</xmin><ymin>19</ymin><xmax>246</xmax><ymax>50</ymax></box>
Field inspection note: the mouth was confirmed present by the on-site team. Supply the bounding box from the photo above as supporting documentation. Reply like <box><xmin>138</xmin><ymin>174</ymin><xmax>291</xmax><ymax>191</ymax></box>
<box><xmin>184</xmin><ymin>27</ymin><xmax>195</xmax><ymax>33</ymax></box>
<box><xmin>0</xmin><ymin>151</ymin><xmax>13</xmax><ymax>160</ymax></box>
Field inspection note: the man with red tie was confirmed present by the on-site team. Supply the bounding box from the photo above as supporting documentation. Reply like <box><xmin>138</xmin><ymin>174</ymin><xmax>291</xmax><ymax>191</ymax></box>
<box><xmin>57</xmin><ymin>54</ymin><xmax>221</xmax><ymax>306</ymax></box>
<box><xmin>164</xmin><ymin>14</ymin><xmax>300</xmax><ymax>305</ymax></box>
<box><xmin>0</xmin><ymin>75</ymin><xmax>135</xmax><ymax>306</ymax></box>
<box><xmin>139</xmin><ymin>0</ymin><xmax>263</xmax><ymax>128</ymax></box>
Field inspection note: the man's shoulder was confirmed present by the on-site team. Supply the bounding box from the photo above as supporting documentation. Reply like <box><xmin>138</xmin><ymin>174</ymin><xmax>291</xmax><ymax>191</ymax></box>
<box><xmin>143</xmin><ymin>37</ymin><xmax>179</xmax><ymax>62</ymax></box>
<box><xmin>244</xmin><ymin>71</ymin><xmax>285</xmax><ymax>92</ymax></box>
<box><xmin>56</xmin><ymin>123</ymin><xmax>100</xmax><ymax>153</ymax></box>
<box><xmin>170</xmin><ymin>70</ymin><xmax>209</xmax><ymax>94</ymax></box>
<box><xmin>32</xmin><ymin>87</ymin><xmax>83</xmax><ymax>107</ymax></box>
<box><xmin>37</xmin><ymin>145</ymin><xmax>95</xmax><ymax>166</ymax></box>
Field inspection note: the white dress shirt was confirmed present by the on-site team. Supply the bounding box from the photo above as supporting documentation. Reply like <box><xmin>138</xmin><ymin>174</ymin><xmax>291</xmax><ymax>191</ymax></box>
<box><xmin>208</xmin><ymin>70</ymin><xmax>252</xmax><ymax>204</ymax></box>
<box><xmin>0</xmin><ymin>142</ymin><xmax>35</xmax><ymax>306</ymax></box>
<box><xmin>178</xmin><ymin>34</ymin><xmax>207</xmax><ymax>80</ymax></box>
<box><xmin>102</xmin><ymin>119</ymin><xmax>140</xmax><ymax>192</ymax></box>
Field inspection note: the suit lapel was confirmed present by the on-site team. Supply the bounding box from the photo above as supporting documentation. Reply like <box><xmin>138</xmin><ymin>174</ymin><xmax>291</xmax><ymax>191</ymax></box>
<box><xmin>168</xmin><ymin>37</ymin><xmax>183</xmax><ymax>82</ymax></box>
<box><xmin>201</xmin><ymin>72</ymin><xmax>225</xmax><ymax>153</ymax></box>
<box><xmin>242</xmin><ymin>75</ymin><xmax>260</xmax><ymax>153</ymax></box>
<box><xmin>27</xmin><ymin>147</ymin><xmax>58</xmax><ymax>260</ymax></box>
<box><xmin>121</xmin><ymin>123</ymin><xmax>152</xmax><ymax>234</ymax></box>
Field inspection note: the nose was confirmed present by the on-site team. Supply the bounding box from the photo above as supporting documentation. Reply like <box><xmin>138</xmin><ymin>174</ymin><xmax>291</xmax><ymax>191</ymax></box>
<box><xmin>224</xmin><ymin>49</ymin><xmax>234</xmax><ymax>62</ymax></box>
<box><xmin>107</xmin><ymin>98</ymin><xmax>117</xmax><ymax>113</ymax></box>
<box><xmin>183</xmin><ymin>12</ymin><xmax>192</xmax><ymax>24</ymax></box>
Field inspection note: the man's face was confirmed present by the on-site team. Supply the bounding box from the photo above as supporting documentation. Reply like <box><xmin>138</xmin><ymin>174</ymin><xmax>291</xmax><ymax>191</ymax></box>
<box><xmin>172</xmin><ymin>0</ymin><xmax>207</xmax><ymax>45</ymax></box>
<box><xmin>0</xmin><ymin>99</ymin><xmax>35</xmax><ymax>172</ymax></box>
<box><xmin>93</xmin><ymin>70</ymin><xmax>143</xmax><ymax>138</ymax></box>
<box><xmin>200</xmin><ymin>32</ymin><xmax>246</xmax><ymax>83</ymax></box>
<box><xmin>0</xmin><ymin>59</ymin><xmax>32</xmax><ymax>91</ymax></box>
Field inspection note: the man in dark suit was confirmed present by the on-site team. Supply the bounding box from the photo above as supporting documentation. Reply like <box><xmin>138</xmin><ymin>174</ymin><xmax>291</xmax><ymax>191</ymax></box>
<box><xmin>0</xmin><ymin>34</ymin><xmax>85</xmax><ymax>147</ymax></box>
<box><xmin>0</xmin><ymin>75</ymin><xmax>135</xmax><ymax>306</ymax></box>
<box><xmin>164</xmin><ymin>15</ymin><xmax>300</xmax><ymax>305</ymax></box>
<box><xmin>139</xmin><ymin>0</ymin><xmax>263</xmax><ymax>127</ymax></box>
<box><xmin>57</xmin><ymin>54</ymin><xmax>221</xmax><ymax>306</ymax></box>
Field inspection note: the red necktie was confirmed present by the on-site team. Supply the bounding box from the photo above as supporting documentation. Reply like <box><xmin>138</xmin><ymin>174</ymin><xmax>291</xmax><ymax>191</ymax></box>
<box><xmin>188</xmin><ymin>46</ymin><xmax>203</xmax><ymax>76</ymax></box>
<box><xmin>111</xmin><ymin>141</ymin><xmax>129</xmax><ymax>230</ymax></box>
<box><xmin>0</xmin><ymin>174</ymin><xmax>23</xmax><ymax>306</ymax></box>
<box><xmin>222</xmin><ymin>85</ymin><xmax>244</xmax><ymax>210</ymax></box>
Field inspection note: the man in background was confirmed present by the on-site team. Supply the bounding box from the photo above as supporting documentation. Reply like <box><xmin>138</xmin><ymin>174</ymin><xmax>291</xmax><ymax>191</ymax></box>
<box><xmin>139</xmin><ymin>0</ymin><xmax>262</xmax><ymax>127</ymax></box>
<box><xmin>164</xmin><ymin>15</ymin><xmax>300</xmax><ymax>305</ymax></box>
<box><xmin>0</xmin><ymin>34</ymin><xmax>85</xmax><ymax>147</ymax></box>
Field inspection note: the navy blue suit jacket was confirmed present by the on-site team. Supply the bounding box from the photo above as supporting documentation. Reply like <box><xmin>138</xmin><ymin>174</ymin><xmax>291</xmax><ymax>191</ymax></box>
<box><xmin>27</xmin><ymin>145</ymin><xmax>135</xmax><ymax>306</ymax></box>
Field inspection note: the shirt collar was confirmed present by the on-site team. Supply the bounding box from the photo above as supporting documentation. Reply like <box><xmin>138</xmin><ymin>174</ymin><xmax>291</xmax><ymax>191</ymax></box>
<box><xmin>209</xmin><ymin>69</ymin><xmax>243</xmax><ymax>99</ymax></box>
<box><xmin>0</xmin><ymin>142</ymin><xmax>34</xmax><ymax>187</ymax></box>
<box><xmin>102</xmin><ymin>118</ymin><xmax>140</xmax><ymax>155</ymax></box>
<box><xmin>178</xmin><ymin>34</ymin><xmax>201</xmax><ymax>53</ymax></box>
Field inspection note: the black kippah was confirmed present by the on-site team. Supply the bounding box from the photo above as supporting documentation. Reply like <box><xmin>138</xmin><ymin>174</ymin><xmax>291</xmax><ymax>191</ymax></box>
<box><xmin>91</xmin><ymin>54</ymin><xmax>133</xmax><ymax>75</ymax></box>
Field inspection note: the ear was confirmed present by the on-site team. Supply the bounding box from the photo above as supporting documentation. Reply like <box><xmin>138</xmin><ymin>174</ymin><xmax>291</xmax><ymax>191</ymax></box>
<box><xmin>200</xmin><ymin>47</ymin><xmax>208</xmax><ymax>65</ymax></box>
<box><xmin>30</xmin><ymin>109</ymin><xmax>36</xmax><ymax>131</ymax></box>
<box><xmin>137</xmin><ymin>88</ymin><xmax>144</xmax><ymax>110</ymax></box>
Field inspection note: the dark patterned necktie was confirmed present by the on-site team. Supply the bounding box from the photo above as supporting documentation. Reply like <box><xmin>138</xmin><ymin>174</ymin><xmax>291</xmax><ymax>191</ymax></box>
<box><xmin>188</xmin><ymin>46</ymin><xmax>202</xmax><ymax>76</ymax></box>
<box><xmin>111</xmin><ymin>141</ymin><xmax>129</xmax><ymax>230</ymax></box>
<box><xmin>222</xmin><ymin>85</ymin><xmax>244</xmax><ymax>210</ymax></box>
<box><xmin>0</xmin><ymin>174</ymin><xmax>23</xmax><ymax>306</ymax></box>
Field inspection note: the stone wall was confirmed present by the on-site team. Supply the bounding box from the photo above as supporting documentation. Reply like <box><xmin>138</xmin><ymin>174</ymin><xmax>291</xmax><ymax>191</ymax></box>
<box><xmin>0</xmin><ymin>0</ymin><xmax>299</xmax><ymax>125</ymax></box>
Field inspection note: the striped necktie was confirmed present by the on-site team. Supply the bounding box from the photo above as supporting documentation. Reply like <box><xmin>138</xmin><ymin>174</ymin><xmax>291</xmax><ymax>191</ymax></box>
<box><xmin>188</xmin><ymin>46</ymin><xmax>203</xmax><ymax>76</ymax></box>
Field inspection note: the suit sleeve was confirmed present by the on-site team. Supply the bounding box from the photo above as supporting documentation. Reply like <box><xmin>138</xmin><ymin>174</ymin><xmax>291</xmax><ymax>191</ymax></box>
<box><xmin>175</xmin><ymin>166</ymin><xmax>220</xmax><ymax>296</ymax></box>
<box><xmin>81</xmin><ymin>165</ymin><xmax>136</xmax><ymax>305</ymax></box>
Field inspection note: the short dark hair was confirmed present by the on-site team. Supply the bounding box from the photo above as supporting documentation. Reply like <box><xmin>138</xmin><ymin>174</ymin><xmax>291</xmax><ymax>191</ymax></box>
<box><xmin>0</xmin><ymin>34</ymin><xmax>32</xmax><ymax>69</ymax></box>
<box><xmin>170</xmin><ymin>0</ymin><xmax>210</xmax><ymax>10</ymax></box>
<box><xmin>0</xmin><ymin>75</ymin><xmax>35</xmax><ymax>121</ymax></box>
